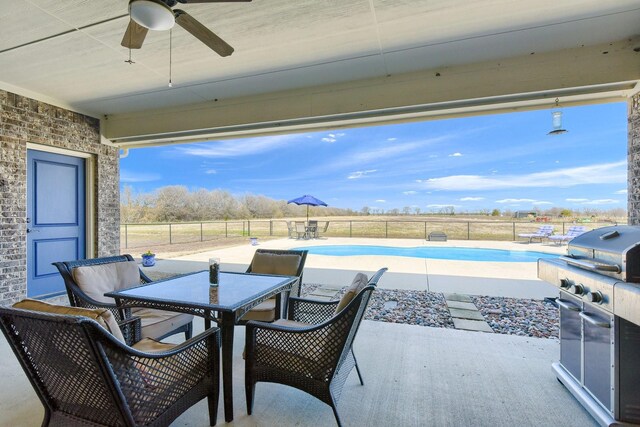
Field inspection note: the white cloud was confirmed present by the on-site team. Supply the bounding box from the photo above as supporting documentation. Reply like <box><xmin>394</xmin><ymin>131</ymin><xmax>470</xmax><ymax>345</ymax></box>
<box><xmin>496</xmin><ymin>198</ymin><xmax>552</xmax><ymax>205</ymax></box>
<box><xmin>427</xmin><ymin>204</ymin><xmax>461</xmax><ymax>208</ymax></box>
<box><xmin>348</xmin><ymin>169</ymin><xmax>377</xmax><ymax>179</ymax></box>
<box><xmin>387</xmin><ymin>137</ymin><xmax>397</xmax><ymax>141</ymax></box>
<box><xmin>120</xmin><ymin>170</ymin><xmax>161</xmax><ymax>183</ymax></box>
<box><xmin>376</xmin><ymin>199</ymin><xmax>386</xmax><ymax>203</ymax></box>
<box><xmin>322</xmin><ymin>137</ymin><xmax>336</xmax><ymax>143</ymax></box>
<box><xmin>566</xmin><ymin>198</ymin><xmax>589</xmax><ymax>202</ymax></box>
<box><xmin>403</xmin><ymin>190</ymin><xmax>418</xmax><ymax>195</ymax></box>
<box><xmin>321</xmin><ymin>132</ymin><xmax>346</xmax><ymax>143</ymax></box>
<box><xmin>459</xmin><ymin>197</ymin><xmax>485</xmax><ymax>201</ymax></box>
<box><xmin>421</xmin><ymin>161</ymin><xmax>626</xmax><ymax>191</ymax></box>
<box><xmin>582</xmin><ymin>199</ymin><xmax>619</xmax><ymax>205</ymax></box>
<box><xmin>176</xmin><ymin>134</ymin><xmax>298</xmax><ymax>158</ymax></box>
<box><xmin>614</xmin><ymin>189</ymin><xmax>628</xmax><ymax>194</ymax></box>
<box><xmin>566</xmin><ymin>198</ymin><xmax>620</xmax><ymax>205</ymax></box>
<box><xmin>429</xmin><ymin>154</ymin><xmax>438</xmax><ymax>158</ymax></box>
<box><xmin>448</xmin><ymin>152</ymin><xmax>463</xmax><ymax>157</ymax></box>
<box><xmin>204</xmin><ymin>169</ymin><xmax>217</xmax><ymax>175</ymax></box>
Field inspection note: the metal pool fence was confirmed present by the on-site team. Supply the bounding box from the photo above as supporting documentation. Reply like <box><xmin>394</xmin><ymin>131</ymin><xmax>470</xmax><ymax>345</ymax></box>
<box><xmin>120</xmin><ymin>220</ymin><xmax>618</xmax><ymax>249</ymax></box>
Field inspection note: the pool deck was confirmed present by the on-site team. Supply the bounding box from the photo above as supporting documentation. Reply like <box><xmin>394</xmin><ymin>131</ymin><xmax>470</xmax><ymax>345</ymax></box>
<box><xmin>147</xmin><ymin>238</ymin><xmax>567</xmax><ymax>299</ymax></box>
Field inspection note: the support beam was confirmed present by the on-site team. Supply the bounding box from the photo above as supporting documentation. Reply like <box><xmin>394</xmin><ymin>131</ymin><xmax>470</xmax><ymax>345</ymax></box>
<box><xmin>104</xmin><ymin>37</ymin><xmax>640</xmax><ymax>147</ymax></box>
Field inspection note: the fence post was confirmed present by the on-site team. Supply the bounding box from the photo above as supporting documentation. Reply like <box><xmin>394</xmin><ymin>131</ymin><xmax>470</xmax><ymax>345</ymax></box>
<box><xmin>125</xmin><ymin>224</ymin><xmax>128</xmax><ymax>249</ymax></box>
<box><xmin>169</xmin><ymin>223</ymin><xmax>172</xmax><ymax>244</ymax></box>
<box><xmin>385</xmin><ymin>221</ymin><xmax>388</xmax><ymax>238</ymax></box>
<box><xmin>225</xmin><ymin>222</ymin><xmax>228</xmax><ymax>238</ymax></box>
<box><xmin>467</xmin><ymin>222</ymin><xmax>470</xmax><ymax>240</ymax></box>
<box><xmin>270</xmin><ymin>220</ymin><xmax>273</xmax><ymax>236</ymax></box>
<box><xmin>242</xmin><ymin>221</ymin><xmax>245</xmax><ymax>237</ymax></box>
<box><xmin>248</xmin><ymin>221</ymin><xmax>251</xmax><ymax>237</ymax></box>
<box><xmin>562</xmin><ymin>222</ymin><xmax>566</xmax><ymax>234</ymax></box>
<box><xmin>349</xmin><ymin>221</ymin><xmax>352</xmax><ymax>238</ymax></box>
<box><xmin>512</xmin><ymin>222</ymin><xmax>515</xmax><ymax>241</ymax></box>
<box><xmin>200</xmin><ymin>222</ymin><xmax>203</xmax><ymax>242</ymax></box>
<box><xmin>424</xmin><ymin>221</ymin><xmax>427</xmax><ymax>240</ymax></box>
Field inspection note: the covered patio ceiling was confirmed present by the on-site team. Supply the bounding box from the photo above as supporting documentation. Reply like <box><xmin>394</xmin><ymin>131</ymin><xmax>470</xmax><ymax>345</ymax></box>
<box><xmin>2</xmin><ymin>0</ymin><xmax>640</xmax><ymax>147</ymax></box>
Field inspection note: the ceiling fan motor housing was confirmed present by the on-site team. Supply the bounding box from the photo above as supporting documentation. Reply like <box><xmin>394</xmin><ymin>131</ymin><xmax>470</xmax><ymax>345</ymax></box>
<box><xmin>129</xmin><ymin>0</ymin><xmax>175</xmax><ymax>31</ymax></box>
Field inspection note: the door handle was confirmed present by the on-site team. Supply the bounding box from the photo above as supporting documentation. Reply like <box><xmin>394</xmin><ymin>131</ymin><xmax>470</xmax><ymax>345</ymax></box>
<box><xmin>26</xmin><ymin>228</ymin><xmax>39</xmax><ymax>233</ymax></box>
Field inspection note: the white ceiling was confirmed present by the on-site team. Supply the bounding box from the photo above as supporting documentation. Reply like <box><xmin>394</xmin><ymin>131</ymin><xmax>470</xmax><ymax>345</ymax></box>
<box><xmin>2</xmin><ymin>0</ymin><xmax>640</xmax><ymax>143</ymax></box>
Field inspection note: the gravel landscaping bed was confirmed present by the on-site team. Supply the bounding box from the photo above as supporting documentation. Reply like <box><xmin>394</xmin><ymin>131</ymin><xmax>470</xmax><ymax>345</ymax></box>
<box><xmin>303</xmin><ymin>284</ymin><xmax>559</xmax><ymax>339</ymax></box>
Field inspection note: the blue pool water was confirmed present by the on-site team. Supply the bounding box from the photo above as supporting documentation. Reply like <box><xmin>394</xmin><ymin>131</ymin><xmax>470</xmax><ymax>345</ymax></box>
<box><xmin>291</xmin><ymin>245</ymin><xmax>558</xmax><ymax>262</ymax></box>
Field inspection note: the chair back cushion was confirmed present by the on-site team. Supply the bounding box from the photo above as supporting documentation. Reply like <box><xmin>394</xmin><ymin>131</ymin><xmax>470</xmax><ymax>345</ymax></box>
<box><xmin>335</xmin><ymin>272</ymin><xmax>369</xmax><ymax>313</ymax></box>
<box><xmin>12</xmin><ymin>298</ymin><xmax>126</xmax><ymax>343</ymax></box>
<box><xmin>250</xmin><ymin>252</ymin><xmax>301</xmax><ymax>276</ymax></box>
<box><xmin>72</xmin><ymin>261</ymin><xmax>140</xmax><ymax>303</ymax></box>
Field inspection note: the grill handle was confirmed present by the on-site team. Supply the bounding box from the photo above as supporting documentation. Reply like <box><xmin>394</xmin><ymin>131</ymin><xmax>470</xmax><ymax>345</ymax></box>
<box><xmin>579</xmin><ymin>312</ymin><xmax>611</xmax><ymax>329</ymax></box>
<box><xmin>559</xmin><ymin>256</ymin><xmax>621</xmax><ymax>273</ymax></box>
<box><xmin>556</xmin><ymin>299</ymin><xmax>581</xmax><ymax>311</ymax></box>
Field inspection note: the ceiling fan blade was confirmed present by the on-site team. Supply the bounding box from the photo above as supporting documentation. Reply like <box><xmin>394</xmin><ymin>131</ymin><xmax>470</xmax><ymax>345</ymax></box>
<box><xmin>121</xmin><ymin>19</ymin><xmax>148</xmax><ymax>49</ymax></box>
<box><xmin>174</xmin><ymin>10</ymin><xmax>234</xmax><ymax>57</ymax></box>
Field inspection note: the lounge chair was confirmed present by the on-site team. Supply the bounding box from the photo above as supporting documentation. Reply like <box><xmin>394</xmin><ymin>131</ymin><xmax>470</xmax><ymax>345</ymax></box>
<box><xmin>518</xmin><ymin>225</ymin><xmax>554</xmax><ymax>243</ymax></box>
<box><xmin>548</xmin><ymin>226</ymin><xmax>587</xmax><ymax>245</ymax></box>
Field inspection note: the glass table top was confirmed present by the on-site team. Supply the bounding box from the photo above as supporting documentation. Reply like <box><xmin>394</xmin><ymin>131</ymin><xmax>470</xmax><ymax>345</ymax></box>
<box><xmin>106</xmin><ymin>271</ymin><xmax>296</xmax><ymax>312</ymax></box>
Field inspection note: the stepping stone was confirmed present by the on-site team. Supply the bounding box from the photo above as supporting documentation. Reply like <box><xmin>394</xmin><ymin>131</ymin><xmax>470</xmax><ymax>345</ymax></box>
<box><xmin>449</xmin><ymin>308</ymin><xmax>485</xmax><ymax>321</ymax></box>
<box><xmin>383</xmin><ymin>300</ymin><xmax>398</xmax><ymax>310</ymax></box>
<box><xmin>452</xmin><ymin>318</ymin><xmax>494</xmax><ymax>333</ymax></box>
<box><xmin>444</xmin><ymin>293</ymin><xmax>473</xmax><ymax>303</ymax></box>
<box><xmin>311</xmin><ymin>288</ymin><xmax>340</xmax><ymax>297</ymax></box>
<box><xmin>446</xmin><ymin>300</ymin><xmax>477</xmax><ymax>310</ymax></box>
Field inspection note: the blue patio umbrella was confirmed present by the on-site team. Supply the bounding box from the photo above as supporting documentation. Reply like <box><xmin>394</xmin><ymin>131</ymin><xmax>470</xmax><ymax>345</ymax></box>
<box><xmin>287</xmin><ymin>195</ymin><xmax>328</xmax><ymax>221</ymax></box>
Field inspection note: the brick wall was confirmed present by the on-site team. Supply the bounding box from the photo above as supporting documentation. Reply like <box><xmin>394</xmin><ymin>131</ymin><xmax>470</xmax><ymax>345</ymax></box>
<box><xmin>0</xmin><ymin>89</ymin><xmax>119</xmax><ymax>304</ymax></box>
<box><xmin>629</xmin><ymin>93</ymin><xmax>640</xmax><ymax>225</ymax></box>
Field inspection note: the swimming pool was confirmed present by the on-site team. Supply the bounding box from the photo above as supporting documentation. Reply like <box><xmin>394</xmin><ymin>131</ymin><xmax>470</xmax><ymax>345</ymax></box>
<box><xmin>291</xmin><ymin>245</ymin><xmax>558</xmax><ymax>262</ymax></box>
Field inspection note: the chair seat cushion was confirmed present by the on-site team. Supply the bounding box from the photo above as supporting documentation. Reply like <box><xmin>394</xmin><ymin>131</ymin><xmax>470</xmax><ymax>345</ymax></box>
<box><xmin>250</xmin><ymin>252</ymin><xmax>301</xmax><ymax>276</ymax></box>
<box><xmin>12</xmin><ymin>298</ymin><xmax>126</xmax><ymax>343</ymax></box>
<box><xmin>132</xmin><ymin>308</ymin><xmax>193</xmax><ymax>340</ymax></box>
<box><xmin>241</xmin><ymin>299</ymin><xmax>276</xmax><ymax>322</ymax></box>
<box><xmin>72</xmin><ymin>261</ymin><xmax>141</xmax><ymax>304</ymax></box>
<box><xmin>335</xmin><ymin>272</ymin><xmax>369</xmax><ymax>313</ymax></box>
<box><xmin>273</xmin><ymin>319</ymin><xmax>309</xmax><ymax>328</ymax></box>
<box><xmin>131</xmin><ymin>337</ymin><xmax>177</xmax><ymax>353</ymax></box>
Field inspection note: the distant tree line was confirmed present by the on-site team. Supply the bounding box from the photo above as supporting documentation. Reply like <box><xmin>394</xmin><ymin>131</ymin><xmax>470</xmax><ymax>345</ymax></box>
<box><xmin>120</xmin><ymin>185</ymin><xmax>355</xmax><ymax>223</ymax></box>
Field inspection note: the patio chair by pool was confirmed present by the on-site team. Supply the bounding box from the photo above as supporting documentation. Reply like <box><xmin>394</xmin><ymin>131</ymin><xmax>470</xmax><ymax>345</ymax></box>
<box><xmin>295</xmin><ymin>221</ymin><xmax>308</xmax><ymax>239</ymax></box>
<box><xmin>315</xmin><ymin>221</ymin><xmax>330</xmax><ymax>238</ymax></box>
<box><xmin>286</xmin><ymin>221</ymin><xmax>296</xmax><ymax>238</ymax></box>
<box><xmin>0</xmin><ymin>299</ymin><xmax>220</xmax><ymax>427</ymax></box>
<box><xmin>548</xmin><ymin>225</ymin><xmax>587</xmax><ymax>245</ymax></box>
<box><xmin>245</xmin><ymin>268</ymin><xmax>387</xmax><ymax>427</ymax></box>
<box><xmin>239</xmin><ymin>249</ymin><xmax>308</xmax><ymax>324</ymax></box>
<box><xmin>518</xmin><ymin>225</ymin><xmax>555</xmax><ymax>243</ymax></box>
<box><xmin>53</xmin><ymin>255</ymin><xmax>194</xmax><ymax>341</ymax></box>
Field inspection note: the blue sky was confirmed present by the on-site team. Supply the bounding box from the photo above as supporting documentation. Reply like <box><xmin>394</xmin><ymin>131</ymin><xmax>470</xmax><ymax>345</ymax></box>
<box><xmin>121</xmin><ymin>102</ymin><xmax>627</xmax><ymax>212</ymax></box>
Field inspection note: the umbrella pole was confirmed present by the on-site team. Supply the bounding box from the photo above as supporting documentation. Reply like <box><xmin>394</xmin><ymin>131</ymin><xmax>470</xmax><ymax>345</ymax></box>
<box><xmin>306</xmin><ymin>205</ymin><xmax>309</xmax><ymax>222</ymax></box>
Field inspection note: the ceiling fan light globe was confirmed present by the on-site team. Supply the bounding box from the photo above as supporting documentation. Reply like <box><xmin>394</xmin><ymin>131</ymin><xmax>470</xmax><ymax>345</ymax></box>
<box><xmin>130</xmin><ymin>0</ymin><xmax>175</xmax><ymax>31</ymax></box>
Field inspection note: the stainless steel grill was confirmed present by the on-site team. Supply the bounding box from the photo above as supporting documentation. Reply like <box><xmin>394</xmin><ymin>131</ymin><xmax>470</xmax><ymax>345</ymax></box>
<box><xmin>538</xmin><ymin>225</ymin><xmax>640</xmax><ymax>427</ymax></box>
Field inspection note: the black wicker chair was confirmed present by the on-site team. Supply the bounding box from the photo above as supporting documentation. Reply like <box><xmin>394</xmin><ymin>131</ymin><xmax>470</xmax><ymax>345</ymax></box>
<box><xmin>53</xmin><ymin>254</ymin><xmax>193</xmax><ymax>341</ymax></box>
<box><xmin>0</xmin><ymin>304</ymin><xmax>220</xmax><ymax>427</ymax></box>
<box><xmin>245</xmin><ymin>268</ymin><xmax>387</xmax><ymax>427</ymax></box>
<box><xmin>239</xmin><ymin>249</ymin><xmax>308</xmax><ymax>324</ymax></box>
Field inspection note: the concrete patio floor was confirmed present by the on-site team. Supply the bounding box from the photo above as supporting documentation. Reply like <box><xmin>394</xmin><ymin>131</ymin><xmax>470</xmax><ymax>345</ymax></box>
<box><xmin>0</xmin><ymin>319</ymin><xmax>596</xmax><ymax>426</ymax></box>
<box><xmin>148</xmin><ymin>238</ymin><xmax>566</xmax><ymax>299</ymax></box>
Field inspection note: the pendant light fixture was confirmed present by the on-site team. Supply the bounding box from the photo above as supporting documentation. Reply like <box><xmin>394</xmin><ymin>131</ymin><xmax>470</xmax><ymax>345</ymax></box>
<box><xmin>548</xmin><ymin>98</ymin><xmax>568</xmax><ymax>135</ymax></box>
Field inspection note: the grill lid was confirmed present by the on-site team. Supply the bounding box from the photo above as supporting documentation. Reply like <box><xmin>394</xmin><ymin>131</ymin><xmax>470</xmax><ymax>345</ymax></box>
<box><xmin>569</xmin><ymin>225</ymin><xmax>640</xmax><ymax>254</ymax></box>
<box><xmin>567</xmin><ymin>225</ymin><xmax>640</xmax><ymax>282</ymax></box>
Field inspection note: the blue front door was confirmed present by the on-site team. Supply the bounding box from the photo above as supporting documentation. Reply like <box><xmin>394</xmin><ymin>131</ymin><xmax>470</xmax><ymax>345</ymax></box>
<box><xmin>27</xmin><ymin>150</ymin><xmax>86</xmax><ymax>298</ymax></box>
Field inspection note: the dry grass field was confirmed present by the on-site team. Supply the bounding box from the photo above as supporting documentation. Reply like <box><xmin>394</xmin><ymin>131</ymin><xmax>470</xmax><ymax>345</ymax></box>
<box><xmin>121</xmin><ymin>215</ymin><xmax>622</xmax><ymax>253</ymax></box>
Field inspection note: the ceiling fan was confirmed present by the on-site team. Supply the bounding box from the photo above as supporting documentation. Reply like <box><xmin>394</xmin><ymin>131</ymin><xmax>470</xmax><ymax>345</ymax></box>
<box><xmin>121</xmin><ymin>0</ymin><xmax>251</xmax><ymax>57</ymax></box>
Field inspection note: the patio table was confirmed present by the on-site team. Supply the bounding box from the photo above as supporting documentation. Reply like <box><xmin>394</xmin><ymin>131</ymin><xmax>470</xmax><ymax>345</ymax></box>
<box><xmin>106</xmin><ymin>270</ymin><xmax>297</xmax><ymax>423</ymax></box>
